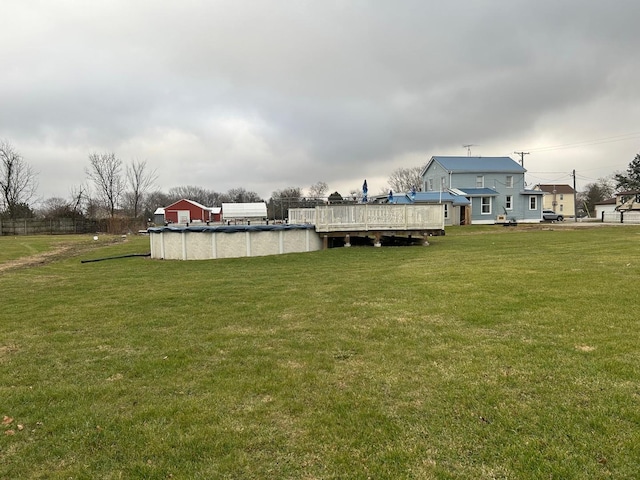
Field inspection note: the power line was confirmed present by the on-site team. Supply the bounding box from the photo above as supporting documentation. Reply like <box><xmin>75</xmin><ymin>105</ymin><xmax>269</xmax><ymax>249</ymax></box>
<box><xmin>526</xmin><ymin>131</ymin><xmax>640</xmax><ymax>153</ymax></box>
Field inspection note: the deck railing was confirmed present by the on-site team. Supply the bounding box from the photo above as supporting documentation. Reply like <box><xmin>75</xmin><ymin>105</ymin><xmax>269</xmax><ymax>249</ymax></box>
<box><xmin>289</xmin><ymin>204</ymin><xmax>444</xmax><ymax>232</ymax></box>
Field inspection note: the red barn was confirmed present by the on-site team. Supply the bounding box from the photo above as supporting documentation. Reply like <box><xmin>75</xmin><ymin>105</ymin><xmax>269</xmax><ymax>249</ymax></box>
<box><xmin>164</xmin><ymin>199</ymin><xmax>219</xmax><ymax>224</ymax></box>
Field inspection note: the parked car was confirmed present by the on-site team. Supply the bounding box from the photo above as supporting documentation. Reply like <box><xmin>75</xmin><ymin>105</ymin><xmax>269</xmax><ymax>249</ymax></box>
<box><xmin>542</xmin><ymin>210</ymin><xmax>564</xmax><ymax>221</ymax></box>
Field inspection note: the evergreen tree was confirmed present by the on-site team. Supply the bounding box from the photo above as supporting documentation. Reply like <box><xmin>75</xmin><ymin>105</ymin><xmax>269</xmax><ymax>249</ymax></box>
<box><xmin>614</xmin><ymin>154</ymin><xmax>640</xmax><ymax>191</ymax></box>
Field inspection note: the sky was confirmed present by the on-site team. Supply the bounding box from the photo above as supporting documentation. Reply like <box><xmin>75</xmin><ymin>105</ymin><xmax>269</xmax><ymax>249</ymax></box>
<box><xmin>2</xmin><ymin>0</ymin><xmax>640</xmax><ymax>204</ymax></box>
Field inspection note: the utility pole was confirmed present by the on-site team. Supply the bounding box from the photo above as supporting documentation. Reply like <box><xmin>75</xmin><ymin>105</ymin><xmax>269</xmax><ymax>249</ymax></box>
<box><xmin>571</xmin><ymin>169</ymin><xmax>577</xmax><ymax>222</ymax></box>
<box><xmin>514</xmin><ymin>151</ymin><xmax>530</xmax><ymax>168</ymax></box>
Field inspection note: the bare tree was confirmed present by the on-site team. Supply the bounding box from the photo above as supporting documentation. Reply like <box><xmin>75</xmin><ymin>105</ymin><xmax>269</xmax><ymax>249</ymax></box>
<box><xmin>388</xmin><ymin>166</ymin><xmax>424</xmax><ymax>193</ymax></box>
<box><xmin>269</xmin><ymin>187</ymin><xmax>303</xmax><ymax>220</ymax></box>
<box><xmin>125</xmin><ymin>159</ymin><xmax>157</xmax><ymax>218</ymax></box>
<box><xmin>0</xmin><ymin>141</ymin><xmax>38</xmax><ymax>218</ymax></box>
<box><xmin>40</xmin><ymin>197</ymin><xmax>75</xmax><ymax>219</ymax></box>
<box><xmin>308</xmin><ymin>181</ymin><xmax>328</xmax><ymax>199</ymax></box>
<box><xmin>69</xmin><ymin>183</ymin><xmax>90</xmax><ymax>217</ymax></box>
<box><xmin>578</xmin><ymin>177</ymin><xmax>615</xmax><ymax>217</ymax></box>
<box><xmin>167</xmin><ymin>185</ymin><xmax>221</xmax><ymax>206</ymax></box>
<box><xmin>86</xmin><ymin>152</ymin><xmax>124</xmax><ymax>217</ymax></box>
<box><xmin>225</xmin><ymin>187</ymin><xmax>262</xmax><ymax>203</ymax></box>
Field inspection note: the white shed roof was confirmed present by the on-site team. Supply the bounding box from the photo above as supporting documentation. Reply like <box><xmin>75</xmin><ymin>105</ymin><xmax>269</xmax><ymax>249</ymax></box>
<box><xmin>222</xmin><ymin>202</ymin><xmax>267</xmax><ymax>219</ymax></box>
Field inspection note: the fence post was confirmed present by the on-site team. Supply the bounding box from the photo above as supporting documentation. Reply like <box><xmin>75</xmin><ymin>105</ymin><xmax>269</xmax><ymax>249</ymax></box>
<box><xmin>621</xmin><ymin>211</ymin><xmax>624</xmax><ymax>224</ymax></box>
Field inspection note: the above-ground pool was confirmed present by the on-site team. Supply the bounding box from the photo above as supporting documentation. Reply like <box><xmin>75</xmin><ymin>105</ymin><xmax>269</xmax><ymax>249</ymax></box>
<box><xmin>148</xmin><ymin>224</ymin><xmax>322</xmax><ymax>260</ymax></box>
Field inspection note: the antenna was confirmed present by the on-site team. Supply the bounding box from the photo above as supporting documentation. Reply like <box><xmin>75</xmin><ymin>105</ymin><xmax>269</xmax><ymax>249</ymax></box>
<box><xmin>463</xmin><ymin>144</ymin><xmax>477</xmax><ymax>156</ymax></box>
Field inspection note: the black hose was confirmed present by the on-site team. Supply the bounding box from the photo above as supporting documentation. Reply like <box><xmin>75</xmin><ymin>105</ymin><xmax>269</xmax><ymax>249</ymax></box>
<box><xmin>81</xmin><ymin>252</ymin><xmax>151</xmax><ymax>263</ymax></box>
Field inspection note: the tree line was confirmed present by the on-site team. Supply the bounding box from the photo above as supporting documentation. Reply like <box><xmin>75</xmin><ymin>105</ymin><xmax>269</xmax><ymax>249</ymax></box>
<box><xmin>0</xmin><ymin>141</ymin><xmax>335</xmax><ymax>223</ymax></box>
<box><xmin>2</xmin><ymin>139</ymin><xmax>640</xmax><ymax>221</ymax></box>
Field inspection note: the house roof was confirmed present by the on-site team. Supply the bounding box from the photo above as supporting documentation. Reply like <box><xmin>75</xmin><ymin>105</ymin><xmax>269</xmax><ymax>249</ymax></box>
<box><xmin>154</xmin><ymin>207</ymin><xmax>165</xmax><ymax>215</ymax></box>
<box><xmin>412</xmin><ymin>192</ymin><xmax>471</xmax><ymax>205</ymax></box>
<box><xmin>423</xmin><ymin>156</ymin><xmax>525</xmax><ymax>175</ymax></box>
<box><xmin>535</xmin><ymin>184</ymin><xmax>575</xmax><ymax>194</ymax></box>
<box><xmin>165</xmin><ymin>198</ymin><xmax>215</xmax><ymax>211</ymax></box>
<box><xmin>221</xmin><ymin>202</ymin><xmax>268</xmax><ymax>218</ymax></box>
<box><xmin>595</xmin><ymin>197</ymin><xmax>616</xmax><ymax>205</ymax></box>
<box><xmin>371</xmin><ymin>191</ymin><xmax>471</xmax><ymax>206</ymax></box>
<box><xmin>456</xmin><ymin>187</ymin><xmax>499</xmax><ymax>196</ymax></box>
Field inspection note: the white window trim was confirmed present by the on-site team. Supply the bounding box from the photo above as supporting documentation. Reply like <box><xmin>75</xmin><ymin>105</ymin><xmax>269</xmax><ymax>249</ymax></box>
<box><xmin>529</xmin><ymin>196</ymin><xmax>538</xmax><ymax>210</ymax></box>
<box><xmin>481</xmin><ymin>197</ymin><xmax>491</xmax><ymax>215</ymax></box>
<box><xmin>476</xmin><ymin>175</ymin><xmax>484</xmax><ymax>188</ymax></box>
<box><xmin>505</xmin><ymin>195</ymin><xmax>513</xmax><ymax>210</ymax></box>
<box><xmin>506</xmin><ymin>175</ymin><xmax>513</xmax><ymax>188</ymax></box>
<box><xmin>444</xmin><ymin>203</ymin><xmax>449</xmax><ymax>219</ymax></box>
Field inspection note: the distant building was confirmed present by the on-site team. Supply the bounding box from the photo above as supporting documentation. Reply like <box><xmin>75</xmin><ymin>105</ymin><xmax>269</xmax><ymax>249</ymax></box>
<box><xmin>615</xmin><ymin>190</ymin><xmax>640</xmax><ymax>211</ymax></box>
<box><xmin>163</xmin><ymin>199</ymin><xmax>220</xmax><ymax>224</ymax></box>
<box><xmin>533</xmin><ymin>184</ymin><xmax>576</xmax><ymax>217</ymax></box>
<box><xmin>594</xmin><ymin>198</ymin><xmax>617</xmax><ymax>218</ymax></box>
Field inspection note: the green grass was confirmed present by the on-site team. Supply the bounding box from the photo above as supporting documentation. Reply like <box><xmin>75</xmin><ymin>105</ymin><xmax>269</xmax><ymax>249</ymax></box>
<box><xmin>1</xmin><ymin>226</ymin><xmax>640</xmax><ymax>479</ymax></box>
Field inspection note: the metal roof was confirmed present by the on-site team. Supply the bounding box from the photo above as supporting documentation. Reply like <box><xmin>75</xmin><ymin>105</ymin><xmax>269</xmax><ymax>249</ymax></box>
<box><xmin>428</xmin><ymin>156</ymin><xmax>525</xmax><ymax>173</ymax></box>
<box><xmin>456</xmin><ymin>188</ymin><xmax>499</xmax><ymax>196</ymax></box>
<box><xmin>371</xmin><ymin>191</ymin><xmax>471</xmax><ymax>206</ymax></box>
<box><xmin>221</xmin><ymin>202</ymin><xmax>268</xmax><ymax>219</ymax></box>
<box><xmin>164</xmin><ymin>198</ymin><xmax>216</xmax><ymax>211</ymax></box>
<box><xmin>412</xmin><ymin>191</ymin><xmax>471</xmax><ymax>206</ymax></box>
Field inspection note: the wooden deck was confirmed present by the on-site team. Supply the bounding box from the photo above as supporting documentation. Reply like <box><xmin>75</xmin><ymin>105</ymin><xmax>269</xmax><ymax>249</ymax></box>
<box><xmin>289</xmin><ymin>204</ymin><xmax>445</xmax><ymax>246</ymax></box>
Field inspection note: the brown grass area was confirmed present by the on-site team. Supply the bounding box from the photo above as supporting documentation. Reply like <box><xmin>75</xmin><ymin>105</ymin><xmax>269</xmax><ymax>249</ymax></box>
<box><xmin>0</xmin><ymin>236</ymin><xmax>126</xmax><ymax>272</ymax></box>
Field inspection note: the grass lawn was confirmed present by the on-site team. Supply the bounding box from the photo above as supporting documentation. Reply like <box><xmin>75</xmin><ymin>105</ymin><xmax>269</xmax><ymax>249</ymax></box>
<box><xmin>1</xmin><ymin>225</ymin><xmax>639</xmax><ymax>479</ymax></box>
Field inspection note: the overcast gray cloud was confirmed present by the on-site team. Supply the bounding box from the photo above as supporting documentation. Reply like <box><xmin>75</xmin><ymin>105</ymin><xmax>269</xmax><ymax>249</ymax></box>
<box><xmin>1</xmin><ymin>0</ymin><xmax>639</xmax><ymax>202</ymax></box>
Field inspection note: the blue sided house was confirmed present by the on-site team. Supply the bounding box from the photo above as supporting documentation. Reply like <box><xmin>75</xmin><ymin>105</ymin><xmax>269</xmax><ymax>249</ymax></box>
<box><xmin>372</xmin><ymin>190</ymin><xmax>471</xmax><ymax>226</ymax></box>
<box><xmin>420</xmin><ymin>156</ymin><xmax>544</xmax><ymax>224</ymax></box>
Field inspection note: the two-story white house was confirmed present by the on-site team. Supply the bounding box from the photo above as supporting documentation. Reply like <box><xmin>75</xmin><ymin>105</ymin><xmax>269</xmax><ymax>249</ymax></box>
<box><xmin>420</xmin><ymin>156</ymin><xmax>544</xmax><ymax>224</ymax></box>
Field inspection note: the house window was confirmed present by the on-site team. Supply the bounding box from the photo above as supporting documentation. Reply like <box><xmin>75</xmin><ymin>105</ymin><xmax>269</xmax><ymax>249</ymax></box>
<box><xmin>560</xmin><ymin>194</ymin><xmax>564</xmax><ymax>200</ymax></box>
<box><xmin>559</xmin><ymin>204</ymin><xmax>564</xmax><ymax>212</ymax></box>
<box><xmin>529</xmin><ymin>196</ymin><xmax>538</xmax><ymax>210</ymax></box>
<box><xmin>505</xmin><ymin>195</ymin><xmax>513</xmax><ymax>210</ymax></box>
<box><xmin>444</xmin><ymin>203</ymin><xmax>449</xmax><ymax>219</ymax></box>
<box><xmin>428</xmin><ymin>178</ymin><xmax>434</xmax><ymax>191</ymax></box>
<box><xmin>476</xmin><ymin>175</ymin><xmax>484</xmax><ymax>188</ymax></box>
<box><xmin>481</xmin><ymin>197</ymin><xmax>491</xmax><ymax>214</ymax></box>
<box><xmin>506</xmin><ymin>175</ymin><xmax>513</xmax><ymax>188</ymax></box>
<box><xmin>441</xmin><ymin>177</ymin><xmax>446</xmax><ymax>190</ymax></box>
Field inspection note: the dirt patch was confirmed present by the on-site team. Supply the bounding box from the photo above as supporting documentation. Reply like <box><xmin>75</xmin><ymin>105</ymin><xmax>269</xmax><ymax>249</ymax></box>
<box><xmin>575</xmin><ymin>345</ymin><xmax>596</xmax><ymax>352</ymax></box>
<box><xmin>0</xmin><ymin>344</ymin><xmax>20</xmax><ymax>361</ymax></box>
<box><xmin>0</xmin><ymin>237</ymin><xmax>126</xmax><ymax>273</ymax></box>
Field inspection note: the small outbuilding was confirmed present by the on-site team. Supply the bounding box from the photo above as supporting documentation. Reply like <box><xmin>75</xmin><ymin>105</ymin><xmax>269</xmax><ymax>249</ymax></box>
<box><xmin>164</xmin><ymin>199</ymin><xmax>219</xmax><ymax>224</ymax></box>
<box><xmin>594</xmin><ymin>198</ymin><xmax>616</xmax><ymax>219</ymax></box>
<box><xmin>222</xmin><ymin>202</ymin><xmax>268</xmax><ymax>223</ymax></box>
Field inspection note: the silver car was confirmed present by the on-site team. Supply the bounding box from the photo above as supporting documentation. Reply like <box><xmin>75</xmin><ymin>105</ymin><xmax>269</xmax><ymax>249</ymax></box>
<box><xmin>542</xmin><ymin>210</ymin><xmax>564</xmax><ymax>221</ymax></box>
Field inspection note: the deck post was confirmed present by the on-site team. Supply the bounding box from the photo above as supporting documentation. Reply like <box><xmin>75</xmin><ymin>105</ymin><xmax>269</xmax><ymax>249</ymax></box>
<box><xmin>323</xmin><ymin>234</ymin><xmax>328</xmax><ymax>249</ymax></box>
<box><xmin>344</xmin><ymin>234</ymin><xmax>351</xmax><ymax>247</ymax></box>
<box><xmin>373</xmin><ymin>231</ymin><xmax>382</xmax><ymax>247</ymax></box>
